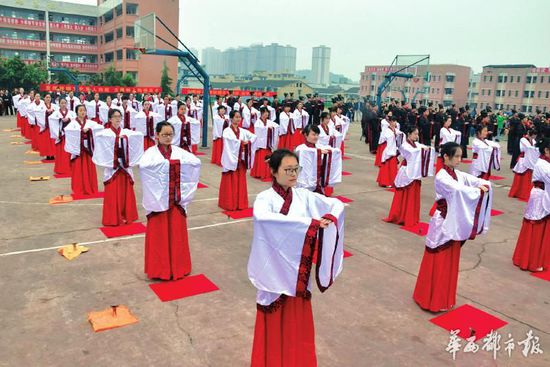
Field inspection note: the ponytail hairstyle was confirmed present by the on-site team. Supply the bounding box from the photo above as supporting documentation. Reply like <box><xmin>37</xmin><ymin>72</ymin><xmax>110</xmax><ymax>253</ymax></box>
<box><xmin>535</xmin><ymin>136</ymin><xmax>550</xmax><ymax>155</ymax></box>
<box><xmin>475</xmin><ymin>124</ymin><xmax>487</xmax><ymax>136</ymax></box>
<box><xmin>440</xmin><ymin>141</ymin><xmax>461</xmax><ymax>159</ymax></box>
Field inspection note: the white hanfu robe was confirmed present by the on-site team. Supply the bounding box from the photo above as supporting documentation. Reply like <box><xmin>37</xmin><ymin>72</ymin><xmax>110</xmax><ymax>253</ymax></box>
<box><xmin>85</xmin><ymin>100</ymin><xmax>105</xmax><ymax>121</ymax></box>
<box><xmin>293</xmin><ymin>109</ymin><xmax>310</xmax><ymax>130</ymax></box>
<box><xmin>92</xmin><ymin>128</ymin><xmax>144</xmax><ymax>182</ymax></box>
<box><xmin>524</xmin><ymin>157</ymin><xmax>550</xmax><ymax>221</ymax></box>
<box><xmin>379</xmin><ymin>128</ymin><xmax>404</xmax><ymax>163</ymax></box>
<box><xmin>426</xmin><ymin>168</ymin><xmax>492</xmax><ymax>250</ymax></box>
<box><xmin>252</xmin><ymin>119</ymin><xmax>279</xmax><ymax>152</ymax></box>
<box><xmin>248</xmin><ymin>186</ymin><xmax>345</xmax><ymax>306</ymax></box>
<box><xmin>318</xmin><ymin>124</ymin><xmax>343</xmax><ymax>149</ymax></box>
<box><xmin>295</xmin><ymin>143</ymin><xmax>342</xmax><ymax>192</ymax></box>
<box><xmin>213</xmin><ymin>114</ymin><xmax>230</xmax><ymax>142</ymax></box>
<box><xmin>156</xmin><ymin>103</ymin><xmax>174</xmax><ymax>121</ymax></box>
<box><xmin>120</xmin><ymin>105</ymin><xmax>138</xmax><ymax>130</ymax></box>
<box><xmin>470</xmin><ymin>138</ymin><xmax>501</xmax><ymax>177</ymax></box>
<box><xmin>139</xmin><ymin>145</ymin><xmax>201</xmax><ymax>215</ymax></box>
<box><xmin>35</xmin><ymin>103</ymin><xmax>59</xmax><ymax>133</ymax></box>
<box><xmin>221</xmin><ymin>126</ymin><xmax>257</xmax><ymax>172</ymax></box>
<box><xmin>27</xmin><ymin>101</ymin><xmax>45</xmax><ymax>127</ymax></box>
<box><xmin>49</xmin><ymin>109</ymin><xmax>76</xmax><ymax>142</ymax></box>
<box><xmin>513</xmin><ymin>137</ymin><xmax>539</xmax><ymax>174</ymax></box>
<box><xmin>98</xmin><ymin>104</ymin><xmax>122</xmax><ymax>125</ymax></box>
<box><xmin>439</xmin><ymin>127</ymin><xmax>462</xmax><ymax>145</ymax></box>
<box><xmin>394</xmin><ymin>141</ymin><xmax>435</xmax><ymax>188</ymax></box>
<box><xmin>168</xmin><ymin>114</ymin><xmax>201</xmax><ymax>152</ymax></box>
<box><xmin>66</xmin><ymin>96</ymin><xmax>80</xmax><ymax>112</ymax></box>
<box><xmin>134</xmin><ymin>110</ymin><xmax>163</xmax><ymax>142</ymax></box>
<box><xmin>278</xmin><ymin>112</ymin><xmax>296</xmax><ymax>136</ymax></box>
<box><xmin>64</xmin><ymin>118</ymin><xmax>103</xmax><ymax>158</ymax></box>
<box><xmin>242</xmin><ymin>105</ymin><xmax>259</xmax><ymax>129</ymax></box>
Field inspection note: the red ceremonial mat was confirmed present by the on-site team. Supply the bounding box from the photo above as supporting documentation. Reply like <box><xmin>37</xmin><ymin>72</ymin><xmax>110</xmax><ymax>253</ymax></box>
<box><xmin>342</xmin><ymin>171</ymin><xmax>352</xmax><ymax>176</ymax></box>
<box><xmin>335</xmin><ymin>196</ymin><xmax>353</xmax><ymax>204</ymax></box>
<box><xmin>100</xmin><ymin>222</ymin><xmax>147</xmax><ymax>238</ymax></box>
<box><xmin>531</xmin><ymin>270</ymin><xmax>550</xmax><ymax>282</ymax></box>
<box><xmin>342</xmin><ymin>156</ymin><xmax>352</xmax><ymax>160</ymax></box>
<box><xmin>223</xmin><ymin>207</ymin><xmax>254</xmax><ymax>219</ymax></box>
<box><xmin>53</xmin><ymin>173</ymin><xmax>71</xmax><ymax>179</ymax></box>
<box><xmin>71</xmin><ymin>192</ymin><xmax>105</xmax><ymax>200</ymax></box>
<box><xmin>195</xmin><ymin>152</ymin><xmax>206</xmax><ymax>156</ymax></box>
<box><xmin>400</xmin><ymin>222</ymin><xmax>430</xmax><ymax>236</ymax></box>
<box><xmin>430</xmin><ymin>304</ymin><xmax>508</xmax><ymax>341</ymax></box>
<box><xmin>461</xmin><ymin>159</ymin><xmax>473</xmax><ymax>164</ymax></box>
<box><xmin>198</xmin><ymin>182</ymin><xmax>208</xmax><ymax>189</ymax></box>
<box><xmin>149</xmin><ymin>274</ymin><xmax>219</xmax><ymax>302</ymax></box>
<box><xmin>489</xmin><ymin>175</ymin><xmax>505</xmax><ymax>181</ymax></box>
<box><xmin>491</xmin><ymin>209</ymin><xmax>504</xmax><ymax>217</ymax></box>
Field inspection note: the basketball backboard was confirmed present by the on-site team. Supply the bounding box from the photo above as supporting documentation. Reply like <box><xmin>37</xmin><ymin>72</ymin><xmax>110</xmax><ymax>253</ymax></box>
<box><xmin>134</xmin><ymin>13</ymin><xmax>156</xmax><ymax>52</ymax></box>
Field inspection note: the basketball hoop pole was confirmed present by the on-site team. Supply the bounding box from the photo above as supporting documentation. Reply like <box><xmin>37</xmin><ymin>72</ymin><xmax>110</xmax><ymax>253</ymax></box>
<box><xmin>48</xmin><ymin>67</ymin><xmax>79</xmax><ymax>93</ymax></box>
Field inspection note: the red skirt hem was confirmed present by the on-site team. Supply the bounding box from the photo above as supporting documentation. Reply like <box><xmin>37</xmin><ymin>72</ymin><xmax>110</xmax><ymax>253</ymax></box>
<box><xmin>513</xmin><ymin>216</ymin><xmax>550</xmax><ymax>271</ymax></box>
<box><xmin>250</xmin><ymin>148</ymin><xmax>272</xmax><ymax>179</ymax></box>
<box><xmin>54</xmin><ymin>139</ymin><xmax>71</xmax><ymax>174</ymax></box>
<box><xmin>211</xmin><ymin>138</ymin><xmax>223</xmax><ymax>166</ymax></box>
<box><xmin>70</xmin><ymin>151</ymin><xmax>98</xmax><ymax>196</ymax></box>
<box><xmin>508</xmin><ymin>169</ymin><xmax>533</xmax><ymax>201</ymax></box>
<box><xmin>218</xmin><ymin>162</ymin><xmax>249</xmax><ymax>211</ymax></box>
<box><xmin>376</xmin><ymin>156</ymin><xmax>398</xmax><ymax>187</ymax></box>
<box><xmin>384</xmin><ymin>180</ymin><xmax>421</xmax><ymax>227</ymax></box>
<box><xmin>102</xmin><ymin>169</ymin><xmax>139</xmax><ymax>227</ymax></box>
<box><xmin>374</xmin><ymin>142</ymin><xmax>386</xmax><ymax>167</ymax></box>
<box><xmin>413</xmin><ymin>241</ymin><xmax>462</xmax><ymax>312</ymax></box>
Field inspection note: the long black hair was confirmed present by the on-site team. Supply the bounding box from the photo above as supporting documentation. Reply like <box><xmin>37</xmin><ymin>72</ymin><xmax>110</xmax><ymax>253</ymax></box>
<box><xmin>536</xmin><ymin>136</ymin><xmax>550</xmax><ymax>155</ymax></box>
<box><xmin>440</xmin><ymin>141</ymin><xmax>461</xmax><ymax>159</ymax></box>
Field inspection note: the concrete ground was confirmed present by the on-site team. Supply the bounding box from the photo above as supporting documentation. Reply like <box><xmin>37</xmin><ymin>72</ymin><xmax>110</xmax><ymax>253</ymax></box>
<box><xmin>0</xmin><ymin>114</ymin><xmax>548</xmax><ymax>367</ymax></box>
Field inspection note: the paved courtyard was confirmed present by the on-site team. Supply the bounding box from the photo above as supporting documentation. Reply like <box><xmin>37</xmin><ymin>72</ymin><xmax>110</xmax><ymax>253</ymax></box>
<box><xmin>0</xmin><ymin>114</ymin><xmax>548</xmax><ymax>366</ymax></box>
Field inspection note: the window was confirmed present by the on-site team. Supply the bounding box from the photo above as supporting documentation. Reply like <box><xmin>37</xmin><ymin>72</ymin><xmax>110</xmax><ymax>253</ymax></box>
<box><xmin>370</xmin><ymin>85</ymin><xmax>374</xmax><ymax>92</ymax></box>
<box><xmin>116</xmin><ymin>49</ymin><xmax>123</xmax><ymax>60</ymax></box>
<box><xmin>126</xmin><ymin>49</ymin><xmax>138</xmax><ymax>60</ymax></box>
<box><xmin>126</xmin><ymin>26</ymin><xmax>134</xmax><ymax>37</ymax></box>
<box><xmin>498</xmin><ymin>76</ymin><xmax>504</xmax><ymax>83</ymax></box>
<box><xmin>126</xmin><ymin>3</ymin><xmax>139</xmax><ymax>15</ymax></box>
<box><xmin>517</xmin><ymin>76</ymin><xmax>521</xmax><ymax>83</ymax></box>
<box><xmin>104</xmin><ymin>31</ymin><xmax>114</xmax><ymax>43</ymax></box>
<box><xmin>104</xmin><ymin>52</ymin><xmax>114</xmax><ymax>62</ymax></box>
<box><xmin>116</xmin><ymin>27</ymin><xmax>123</xmax><ymax>39</ymax></box>
<box><xmin>126</xmin><ymin>71</ymin><xmax>138</xmax><ymax>82</ymax></box>
<box><xmin>496</xmin><ymin>90</ymin><xmax>501</xmax><ymax>97</ymax></box>
<box><xmin>523</xmin><ymin>90</ymin><xmax>534</xmax><ymax>98</ymax></box>
<box><xmin>508</xmin><ymin>90</ymin><xmax>511</xmax><ymax>97</ymax></box>
<box><xmin>483</xmin><ymin>76</ymin><xmax>487</xmax><ymax>82</ymax></box>
<box><xmin>538</xmin><ymin>91</ymin><xmax>542</xmax><ymax>98</ymax></box>
<box><xmin>115</xmin><ymin>4</ymin><xmax>123</xmax><ymax>17</ymax></box>
<box><xmin>446</xmin><ymin>75</ymin><xmax>455</xmax><ymax>82</ymax></box>
<box><xmin>521</xmin><ymin>105</ymin><xmax>527</xmax><ymax>112</ymax></box>
<box><xmin>489</xmin><ymin>76</ymin><xmax>493</xmax><ymax>82</ymax></box>
<box><xmin>104</xmin><ymin>10</ymin><xmax>113</xmax><ymax>23</ymax></box>
<box><xmin>515</xmin><ymin>90</ymin><xmax>519</xmax><ymax>97</ymax></box>
<box><xmin>488</xmin><ymin>89</ymin><xmax>491</xmax><ymax>96</ymax></box>
<box><xmin>371</xmin><ymin>74</ymin><xmax>375</xmax><ymax>81</ymax></box>
<box><xmin>481</xmin><ymin>89</ymin><xmax>485</xmax><ymax>96</ymax></box>
<box><xmin>444</xmin><ymin>88</ymin><xmax>453</xmax><ymax>95</ymax></box>
<box><xmin>546</xmin><ymin>91</ymin><xmax>549</xmax><ymax>99</ymax></box>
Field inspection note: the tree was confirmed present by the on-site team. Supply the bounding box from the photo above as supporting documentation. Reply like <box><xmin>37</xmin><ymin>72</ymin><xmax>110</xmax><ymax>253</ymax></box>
<box><xmin>121</xmin><ymin>73</ymin><xmax>136</xmax><ymax>87</ymax></box>
<box><xmin>160</xmin><ymin>61</ymin><xmax>172</xmax><ymax>96</ymax></box>
<box><xmin>22</xmin><ymin>62</ymin><xmax>48</xmax><ymax>91</ymax></box>
<box><xmin>103</xmin><ymin>65</ymin><xmax>123</xmax><ymax>86</ymax></box>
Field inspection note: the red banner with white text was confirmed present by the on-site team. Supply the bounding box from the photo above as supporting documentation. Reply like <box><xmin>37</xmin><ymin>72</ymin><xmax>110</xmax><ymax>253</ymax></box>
<box><xmin>40</xmin><ymin>83</ymin><xmax>162</xmax><ymax>94</ymax></box>
<box><xmin>181</xmin><ymin>88</ymin><xmax>277</xmax><ymax>97</ymax></box>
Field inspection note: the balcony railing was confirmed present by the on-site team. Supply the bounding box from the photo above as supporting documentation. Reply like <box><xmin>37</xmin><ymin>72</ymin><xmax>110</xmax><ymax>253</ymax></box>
<box><xmin>0</xmin><ymin>16</ymin><xmax>97</xmax><ymax>33</ymax></box>
<box><xmin>0</xmin><ymin>37</ymin><xmax>98</xmax><ymax>52</ymax></box>
<box><xmin>21</xmin><ymin>59</ymin><xmax>99</xmax><ymax>71</ymax></box>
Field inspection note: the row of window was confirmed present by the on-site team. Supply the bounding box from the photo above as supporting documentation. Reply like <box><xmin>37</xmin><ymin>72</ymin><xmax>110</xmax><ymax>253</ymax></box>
<box><xmin>101</xmin><ymin>3</ymin><xmax>138</xmax><ymax>25</ymax></box>
<box><xmin>102</xmin><ymin>26</ymin><xmax>134</xmax><ymax>44</ymax></box>
<box><xmin>0</xmin><ymin>6</ymin><xmax>96</xmax><ymax>26</ymax></box>
<box><xmin>477</xmin><ymin>103</ymin><xmax>548</xmax><ymax>113</ymax></box>
<box><xmin>102</xmin><ymin>49</ymin><xmax>139</xmax><ymax>63</ymax></box>
<box><xmin>483</xmin><ymin>74</ymin><xmax>549</xmax><ymax>84</ymax></box>
<box><xmin>0</xmin><ymin>29</ymin><xmax>97</xmax><ymax>44</ymax></box>
<box><xmin>0</xmin><ymin>49</ymin><xmax>96</xmax><ymax>63</ymax></box>
<box><xmin>481</xmin><ymin>89</ymin><xmax>550</xmax><ymax>99</ymax></box>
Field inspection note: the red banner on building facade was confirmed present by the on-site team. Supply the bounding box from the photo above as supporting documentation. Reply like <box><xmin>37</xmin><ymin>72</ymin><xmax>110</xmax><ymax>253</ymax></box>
<box><xmin>0</xmin><ymin>16</ymin><xmax>97</xmax><ymax>32</ymax></box>
<box><xmin>40</xmin><ymin>84</ymin><xmax>162</xmax><ymax>94</ymax></box>
<box><xmin>181</xmin><ymin>88</ymin><xmax>277</xmax><ymax>97</ymax></box>
<box><xmin>0</xmin><ymin>37</ymin><xmax>98</xmax><ymax>52</ymax></box>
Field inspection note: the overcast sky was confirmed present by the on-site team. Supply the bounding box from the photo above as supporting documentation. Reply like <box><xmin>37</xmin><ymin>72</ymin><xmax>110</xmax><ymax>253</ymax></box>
<box><xmin>72</xmin><ymin>0</ymin><xmax>549</xmax><ymax>80</ymax></box>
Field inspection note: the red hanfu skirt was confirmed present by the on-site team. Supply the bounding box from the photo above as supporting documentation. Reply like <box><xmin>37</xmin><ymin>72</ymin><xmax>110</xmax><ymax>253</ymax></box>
<box><xmin>293</xmin><ymin>129</ymin><xmax>305</xmax><ymax>148</ymax></box>
<box><xmin>70</xmin><ymin>151</ymin><xmax>98</xmax><ymax>196</ymax></box>
<box><xmin>54</xmin><ymin>138</ymin><xmax>71</xmax><ymax>175</ymax></box>
<box><xmin>478</xmin><ymin>171</ymin><xmax>491</xmax><ymax>180</ymax></box>
<box><xmin>374</xmin><ymin>142</ymin><xmax>387</xmax><ymax>167</ymax></box>
<box><xmin>251</xmin><ymin>148</ymin><xmax>272</xmax><ymax>180</ymax></box>
<box><xmin>30</xmin><ymin>125</ymin><xmax>39</xmax><ymax>151</ymax></box>
<box><xmin>145</xmin><ymin>205</ymin><xmax>191</xmax><ymax>280</ymax></box>
<box><xmin>376</xmin><ymin>156</ymin><xmax>398</xmax><ymax>187</ymax></box>
<box><xmin>384</xmin><ymin>180</ymin><xmax>421</xmax><ymax>227</ymax></box>
<box><xmin>192</xmin><ymin>144</ymin><xmax>198</xmax><ymax>155</ymax></box>
<box><xmin>508</xmin><ymin>170</ymin><xmax>533</xmax><ymax>201</ymax></box>
<box><xmin>211</xmin><ymin>138</ymin><xmax>223</xmax><ymax>166</ymax></box>
<box><xmin>278</xmin><ymin>132</ymin><xmax>293</xmax><ymax>150</ymax></box>
<box><xmin>218</xmin><ymin>161</ymin><xmax>248</xmax><ymax>210</ymax></box>
<box><xmin>413</xmin><ymin>241</ymin><xmax>462</xmax><ymax>312</ymax></box>
<box><xmin>144</xmin><ymin>136</ymin><xmax>156</xmax><ymax>151</ymax></box>
<box><xmin>38</xmin><ymin>128</ymin><xmax>56</xmax><ymax>157</ymax></box>
<box><xmin>340</xmin><ymin>141</ymin><xmax>345</xmax><ymax>156</ymax></box>
<box><xmin>16</xmin><ymin>112</ymin><xmax>23</xmax><ymax>129</ymax></box>
<box><xmin>102</xmin><ymin>169</ymin><xmax>138</xmax><ymax>226</ymax></box>
<box><xmin>512</xmin><ymin>216</ymin><xmax>550</xmax><ymax>271</ymax></box>
<box><xmin>435</xmin><ymin>157</ymin><xmax>444</xmax><ymax>173</ymax></box>
<box><xmin>20</xmin><ymin>116</ymin><xmax>29</xmax><ymax>138</ymax></box>
<box><xmin>251</xmin><ymin>295</ymin><xmax>317</xmax><ymax>367</ymax></box>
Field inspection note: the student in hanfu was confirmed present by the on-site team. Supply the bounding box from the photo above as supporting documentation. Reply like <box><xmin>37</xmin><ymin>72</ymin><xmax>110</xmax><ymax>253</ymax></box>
<box><xmin>168</xmin><ymin>102</ymin><xmax>201</xmax><ymax>154</ymax></box>
<box><xmin>85</xmin><ymin>93</ymin><xmax>105</xmax><ymax>124</ymax></box>
<box><xmin>218</xmin><ymin>110</ymin><xmax>256</xmax><ymax>211</ymax></box>
<box><xmin>413</xmin><ymin>142</ymin><xmax>492</xmax><ymax>312</ymax></box>
<box><xmin>139</xmin><ymin>121</ymin><xmax>201</xmax><ymax>280</ymax></box>
<box><xmin>48</xmin><ymin>98</ymin><xmax>75</xmax><ymax>175</ymax></box>
<box><xmin>250</xmin><ymin>107</ymin><xmax>279</xmax><ymax>180</ymax></box>
<box><xmin>509</xmin><ymin>128</ymin><xmax>539</xmax><ymax>201</ymax></box>
<box><xmin>93</xmin><ymin>109</ymin><xmax>144</xmax><ymax>226</ymax></box>
<box><xmin>64</xmin><ymin>104</ymin><xmax>104</xmax><ymax>196</ymax></box>
<box><xmin>248</xmin><ymin>148</ymin><xmax>345</xmax><ymax>366</ymax></box>
<box><xmin>211</xmin><ymin>105</ymin><xmax>230</xmax><ymax>166</ymax></box>
<box><xmin>134</xmin><ymin>100</ymin><xmax>163</xmax><ymax>150</ymax></box>
<box><xmin>295</xmin><ymin>124</ymin><xmax>342</xmax><ymax>197</ymax></box>
<box><xmin>470</xmin><ymin>124</ymin><xmax>501</xmax><ymax>181</ymax></box>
